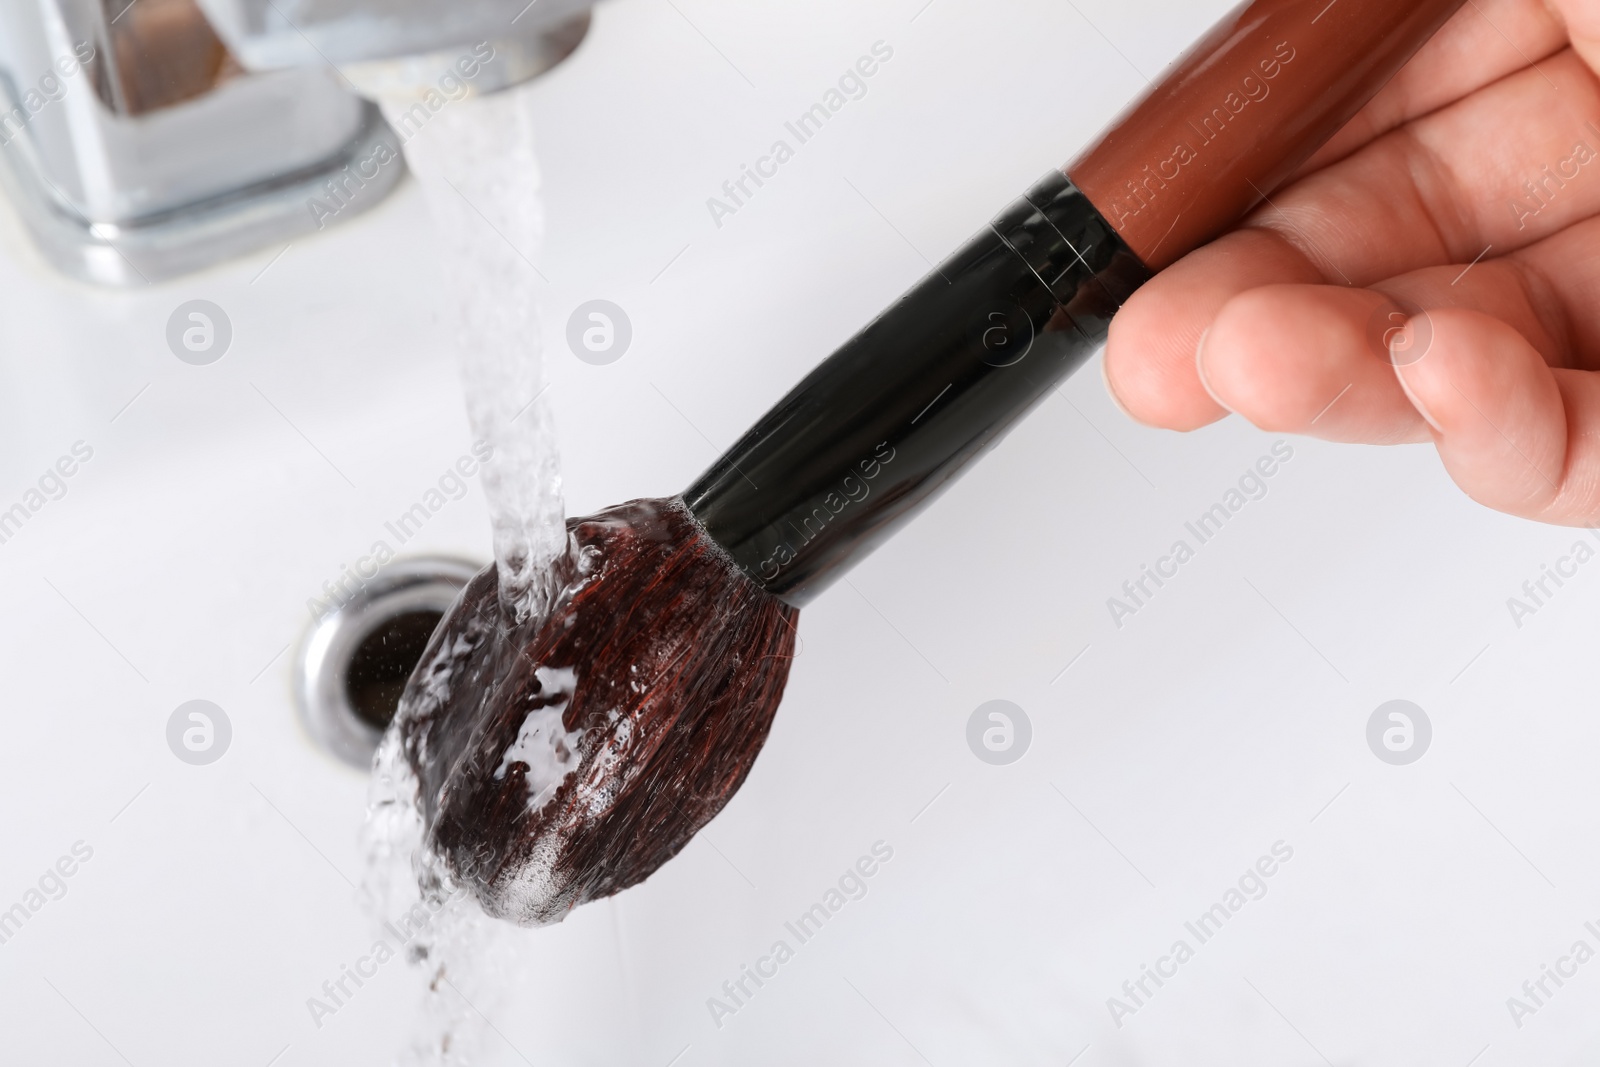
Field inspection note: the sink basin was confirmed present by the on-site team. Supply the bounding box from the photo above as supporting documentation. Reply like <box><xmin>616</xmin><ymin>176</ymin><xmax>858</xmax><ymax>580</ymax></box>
<box><xmin>3</xmin><ymin>0</ymin><xmax>1597</xmax><ymax>1064</ymax></box>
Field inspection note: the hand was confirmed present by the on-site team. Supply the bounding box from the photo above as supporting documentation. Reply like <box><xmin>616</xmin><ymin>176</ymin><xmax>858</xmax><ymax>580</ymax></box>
<box><xmin>1103</xmin><ymin>0</ymin><xmax>1600</xmax><ymax>525</ymax></box>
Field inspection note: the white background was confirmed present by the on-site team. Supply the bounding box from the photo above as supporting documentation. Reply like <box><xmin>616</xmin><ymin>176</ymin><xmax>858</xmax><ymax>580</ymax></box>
<box><xmin>1</xmin><ymin>0</ymin><xmax>1596</xmax><ymax>1064</ymax></box>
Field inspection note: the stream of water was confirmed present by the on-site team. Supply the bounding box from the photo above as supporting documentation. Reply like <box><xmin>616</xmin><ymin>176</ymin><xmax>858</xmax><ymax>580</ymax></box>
<box><xmin>360</xmin><ymin>84</ymin><xmax>569</xmax><ymax>1065</ymax></box>
<box><xmin>362</xmin><ymin>732</ymin><xmax>525</xmax><ymax>1067</ymax></box>
<box><xmin>382</xmin><ymin>85</ymin><xmax>570</xmax><ymax>624</ymax></box>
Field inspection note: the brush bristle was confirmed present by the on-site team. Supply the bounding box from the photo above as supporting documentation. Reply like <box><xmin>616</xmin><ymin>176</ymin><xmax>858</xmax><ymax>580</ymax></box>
<box><xmin>394</xmin><ymin>497</ymin><xmax>798</xmax><ymax>925</ymax></box>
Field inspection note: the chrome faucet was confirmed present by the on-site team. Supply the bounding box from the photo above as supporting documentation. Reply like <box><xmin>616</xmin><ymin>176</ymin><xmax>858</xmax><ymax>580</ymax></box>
<box><xmin>0</xmin><ymin>0</ymin><xmax>593</xmax><ymax>285</ymax></box>
<box><xmin>195</xmin><ymin>0</ymin><xmax>593</xmax><ymax>97</ymax></box>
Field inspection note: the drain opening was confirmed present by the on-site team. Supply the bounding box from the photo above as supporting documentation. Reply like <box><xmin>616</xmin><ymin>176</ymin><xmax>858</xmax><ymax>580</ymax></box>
<box><xmin>344</xmin><ymin>609</ymin><xmax>445</xmax><ymax>731</ymax></box>
<box><xmin>295</xmin><ymin>557</ymin><xmax>482</xmax><ymax>769</ymax></box>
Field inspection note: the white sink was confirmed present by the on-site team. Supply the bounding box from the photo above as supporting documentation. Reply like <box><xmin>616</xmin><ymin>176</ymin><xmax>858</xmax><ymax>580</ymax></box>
<box><xmin>3</xmin><ymin>0</ymin><xmax>1596</xmax><ymax>1064</ymax></box>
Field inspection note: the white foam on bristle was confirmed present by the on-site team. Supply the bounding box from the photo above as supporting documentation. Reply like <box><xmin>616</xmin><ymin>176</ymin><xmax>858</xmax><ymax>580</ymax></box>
<box><xmin>479</xmin><ymin>704</ymin><xmax>641</xmax><ymax>925</ymax></box>
<box><xmin>578</xmin><ymin>709</ymin><xmax>633</xmax><ymax>818</ymax></box>
<box><xmin>494</xmin><ymin>665</ymin><xmax>583</xmax><ymax>813</ymax></box>
<box><xmin>498</xmin><ymin>834</ymin><xmax>580</xmax><ymax>927</ymax></box>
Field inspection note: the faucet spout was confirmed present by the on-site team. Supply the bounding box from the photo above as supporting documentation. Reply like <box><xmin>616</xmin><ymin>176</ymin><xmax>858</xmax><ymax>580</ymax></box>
<box><xmin>192</xmin><ymin>0</ymin><xmax>597</xmax><ymax>97</ymax></box>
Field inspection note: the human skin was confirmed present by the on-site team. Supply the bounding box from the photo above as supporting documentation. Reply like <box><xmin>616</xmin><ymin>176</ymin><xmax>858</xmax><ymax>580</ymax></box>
<box><xmin>1103</xmin><ymin>0</ymin><xmax>1600</xmax><ymax>525</ymax></box>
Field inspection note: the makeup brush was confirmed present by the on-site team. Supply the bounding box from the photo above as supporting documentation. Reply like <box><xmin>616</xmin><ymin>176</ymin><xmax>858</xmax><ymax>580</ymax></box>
<box><xmin>397</xmin><ymin>0</ymin><xmax>1469</xmax><ymax>925</ymax></box>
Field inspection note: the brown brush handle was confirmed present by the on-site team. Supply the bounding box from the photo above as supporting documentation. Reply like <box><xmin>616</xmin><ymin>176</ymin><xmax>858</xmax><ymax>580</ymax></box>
<box><xmin>1069</xmin><ymin>0</ymin><xmax>1467</xmax><ymax>270</ymax></box>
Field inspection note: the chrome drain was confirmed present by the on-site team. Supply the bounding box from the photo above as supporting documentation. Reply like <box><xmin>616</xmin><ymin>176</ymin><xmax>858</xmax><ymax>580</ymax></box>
<box><xmin>295</xmin><ymin>556</ymin><xmax>482</xmax><ymax>768</ymax></box>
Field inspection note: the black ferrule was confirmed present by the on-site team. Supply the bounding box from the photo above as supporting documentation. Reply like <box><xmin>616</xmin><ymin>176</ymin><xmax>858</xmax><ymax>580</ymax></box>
<box><xmin>683</xmin><ymin>171</ymin><xmax>1150</xmax><ymax>607</ymax></box>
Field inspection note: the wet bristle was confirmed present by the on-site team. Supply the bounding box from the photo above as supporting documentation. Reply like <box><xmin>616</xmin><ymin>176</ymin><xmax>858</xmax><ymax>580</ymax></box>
<box><xmin>395</xmin><ymin>497</ymin><xmax>798</xmax><ymax>925</ymax></box>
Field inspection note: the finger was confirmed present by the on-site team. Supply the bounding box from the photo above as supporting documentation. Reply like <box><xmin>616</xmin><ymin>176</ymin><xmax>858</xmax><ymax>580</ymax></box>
<box><xmin>1249</xmin><ymin>49</ymin><xmax>1600</xmax><ymax>287</ymax></box>
<box><xmin>1512</xmin><ymin>212</ymin><xmax>1600</xmax><ymax>362</ymax></box>
<box><xmin>1303</xmin><ymin>0</ymin><xmax>1567</xmax><ymax>172</ymax></box>
<box><xmin>1134</xmin><ymin>249</ymin><xmax>1573</xmax><ymax>441</ymax></box>
<box><xmin>1553</xmin><ymin>0</ymin><xmax>1600</xmax><ymax>74</ymax></box>
<box><xmin>1104</xmin><ymin>229</ymin><xmax>1321</xmax><ymax>430</ymax></box>
<box><xmin>1196</xmin><ymin>284</ymin><xmax>1433</xmax><ymax>444</ymax></box>
<box><xmin>1394</xmin><ymin>308</ymin><xmax>1600</xmax><ymax>523</ymax></box>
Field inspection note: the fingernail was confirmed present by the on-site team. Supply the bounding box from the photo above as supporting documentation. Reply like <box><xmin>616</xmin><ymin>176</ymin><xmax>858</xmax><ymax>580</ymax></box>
<box><xmin>1392</xmin><ymin>333</ymin><xmax>1445</xmax><ymax>434</ymax></box>
<box><xmin>1193</xmin><ymin>327</ymin><xmax>1235</xmax><ymax>414</ymax></box>
<box><xmin>1100</xmin><ymin>352</ymin><xmax>1138</xmax><ymax>421</ymax></box>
